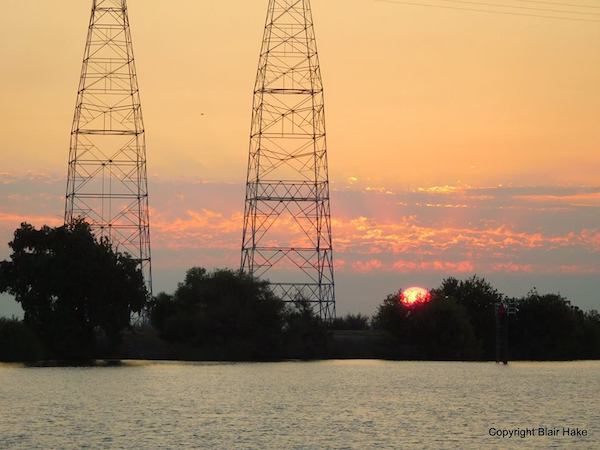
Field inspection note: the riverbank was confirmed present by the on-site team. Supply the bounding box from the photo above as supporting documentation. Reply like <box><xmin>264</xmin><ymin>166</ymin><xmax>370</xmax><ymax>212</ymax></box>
<box><xmin>3</xmin><ymin>321</ymin><xmax>599</xmax><ymax>364</ymax></box>
<box><xmin>111</xmin><ymin>328</ymin><xmax>597</xmax><ymax>363</ymax></box>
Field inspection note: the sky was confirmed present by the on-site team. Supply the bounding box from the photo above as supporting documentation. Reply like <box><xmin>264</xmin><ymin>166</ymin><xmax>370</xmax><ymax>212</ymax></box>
<box><xmin>1</xmin><ymin>0</ymin><xmax>599</xmax><ymax>316</ymax></box>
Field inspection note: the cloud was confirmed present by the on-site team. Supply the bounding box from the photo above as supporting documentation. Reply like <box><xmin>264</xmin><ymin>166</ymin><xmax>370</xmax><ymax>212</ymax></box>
<box><xmin>333</xmin><ymin>215</ymin><xmax>599</xmax><ymax>255</ymax></box>
<box><xmin>491</xmin><ymin>263</ymin><xmax>535</xmax><ymax>273</ymax></box>
<box><xmin>417</xmin><ymin>184</ymin><xmax>471</xmax><ymax>194</ymax></box>
<box><xmin>352</xmin><ymin>259</ymin><xmax>384</xmax><ymax>273</ymax></box>
<box><xmin>146</xmin><ymin>207</ymin><xmax>600</xmax><ymax>276</ymax></box>
<box><xmin>392</xmin><ymin>259</ymin><xmax>474</xmax><ymax>273</ymax></box>
<box><xmin>151</xmin><ymin>208</ymin><xmax>242</xmax><ymax>251</ymax></box>
<box><xmin>1</xmin><ymin>175</ymin><xmax>599</xmax><ymax>277</ymax></box>
<box><xmin>0</xmin><ymin>211</ymin><xmax>62</xmax><ymax>227</ymax></box>
<box><xmin>516</xmin><ymin>192</ymin><xmax>600</xmax><ymax>207</ymax></box>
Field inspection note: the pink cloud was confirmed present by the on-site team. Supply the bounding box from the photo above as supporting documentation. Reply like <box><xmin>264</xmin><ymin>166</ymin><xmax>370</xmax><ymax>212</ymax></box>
<box><xmin>352</xmin><ymin>259</ymin><xmax>384</xmax><ymax>273</ymax></box>
<box><xmin>142</xmin><ymin>206</ymin><xmax>600</xmax><ymax>275</ymax></box>
<box><xmin>516</xmin><ymin>193</ymin><xmax>600</xmax><ymax>207</ymax></box>
<box><xmin>392</xmin><ymin>260</ymin><xmax>474</xmax><ymax>273</ymax></box>
<box><xmin>0</xmin><ymin>211</ymin><xmax>62</xmax><ymax>227</ymax></box>
<box><xmin>491</xmin><ymin>263</ymin><xmax>535</xmax><ymax>273</ymax></box>
<box><xmin>2</xmin><ymin>178</ymin><xmax>599</xmax><ymax>277</ymax></box>
<box><xmin>151</xmin><ymin>208</ymin><xmax>242</xmax><ymax>250</ymax></box>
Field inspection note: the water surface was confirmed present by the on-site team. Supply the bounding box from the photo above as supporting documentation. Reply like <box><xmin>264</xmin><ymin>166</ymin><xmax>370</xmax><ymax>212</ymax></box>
<box><xmin>1</xmin><ymin>360</ymin><xmax>598</xmax><ymax>449</ymax></box>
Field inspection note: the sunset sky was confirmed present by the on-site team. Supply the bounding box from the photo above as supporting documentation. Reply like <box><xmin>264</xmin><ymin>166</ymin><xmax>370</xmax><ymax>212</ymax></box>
<box><xmin>1</xmin><ymin>0</ymin><xmax>599</xmax><ymax>316</ymax></box>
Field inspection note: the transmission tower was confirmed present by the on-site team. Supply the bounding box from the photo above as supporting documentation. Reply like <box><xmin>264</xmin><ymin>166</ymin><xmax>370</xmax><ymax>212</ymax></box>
<box><xmin>241</xmin><ymin>0</ymin><xmax>335</xmax><ymax>319</ymax></box>
<box><xmin>65</xmin><ymin>0</ymin><xmax>152</xmax><ymax>293</ymax></box>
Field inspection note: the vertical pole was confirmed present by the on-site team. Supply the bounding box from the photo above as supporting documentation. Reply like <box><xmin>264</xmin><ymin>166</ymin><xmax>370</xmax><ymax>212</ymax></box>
<box><xmin>496</xmin><ymin>302</ymin><xmax>509</xmax><ymax>364</ymax></box>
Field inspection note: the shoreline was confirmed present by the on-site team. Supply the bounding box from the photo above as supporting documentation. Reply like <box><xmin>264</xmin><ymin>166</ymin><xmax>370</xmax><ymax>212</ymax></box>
<box><xmin>2</xmin><ymin>358</ymin><xmax>598</xmax><ymax>368</ymax></box>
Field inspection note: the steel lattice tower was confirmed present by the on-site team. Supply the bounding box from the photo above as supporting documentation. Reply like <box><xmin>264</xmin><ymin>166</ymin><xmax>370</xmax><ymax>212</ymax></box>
<box><xmin>65</xmin><ymin>0</ymin><xmax>152</xmax><ymax>292</ymax></box>
<box><xmin>241</xmin><ymin>0</ymin><xmax>335</xmax><ymax>319</ymax></box>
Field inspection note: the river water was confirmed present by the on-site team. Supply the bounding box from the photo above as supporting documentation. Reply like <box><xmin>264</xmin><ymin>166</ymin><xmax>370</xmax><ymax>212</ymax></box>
<box><xmin>0</xmin><ymin>360</ymin><xmax>598</xmax><ymax>449</ymax></box>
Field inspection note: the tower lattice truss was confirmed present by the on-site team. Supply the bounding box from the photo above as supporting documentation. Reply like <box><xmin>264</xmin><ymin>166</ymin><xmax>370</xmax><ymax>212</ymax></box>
<box><xmin>65</xmin><ymin>0</ymin><xmax>152</xmax><ymax>291</ymax></box>
<box><xmin>241</xmin><ymin>0</ymin><xmax>335</xmax><ymax>319</ymax></box>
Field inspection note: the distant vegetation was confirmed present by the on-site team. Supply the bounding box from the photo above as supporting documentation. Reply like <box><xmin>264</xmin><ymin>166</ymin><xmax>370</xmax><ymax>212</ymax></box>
<box><xmin>1</xmin><ymin>222</ymin><xmax>599</xmax><ymax>363</ymax></box>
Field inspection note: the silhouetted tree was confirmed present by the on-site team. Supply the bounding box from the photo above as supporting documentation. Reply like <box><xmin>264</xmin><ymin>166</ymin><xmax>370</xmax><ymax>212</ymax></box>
<box><xmin>372</xmin><ymin>290</ymin><xmax>480</xmax><ymax>359</ymax></box>
<box><xmin>432</xmin><ymin>276</ymin><xmax>502</xmax><ymax>359</ymax></box>
<box><xmin>581</xmin><ymin>310</ymin><xmax>600</xmax><ymax>359</ymax></box>
<box><xmin>411</xmin><ymin>295</ymin><xmax>481</xmax><ymax>360</ymax></box>
<box><xmin>150</xmin><ymin>268</ymin><xmax>285</xmax><ymax>359</ymax></box>
<box><xmin>148</xmin><ymin>292</ymin><xmax>175</xmax><ymax>333</ymax></box>
<box><xmin>0</xmin><ymin>318</ymin><xmax>44</xmax><ymax>362</ymax></box>
<box><xmin>329</xmin><ymin>313</ymin><xmax>371</xmax><ymax>331</ymax></box>
<box><xmin>511</xmin><ymin>291</ymin><xmax>582</xmax><ymax>360</ymax></box>
<box><xmin>0</xmin><ymin>222</ymin><xmax>147</xmax><ymax>360</ymax></box>
<box><xmin>371</xmin><ymin>292</ymin><xmax>411</xmax><ymax>341</ymax></box>
<box><xmin>283</xmin><ymin>299</ymin><xmax>329</xmax><ymax>359</ymax></box>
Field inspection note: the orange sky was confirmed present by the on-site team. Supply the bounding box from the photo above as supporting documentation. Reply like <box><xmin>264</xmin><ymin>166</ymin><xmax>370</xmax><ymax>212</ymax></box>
<box><xmin>1</xmin><ymin>0</ymin><xmax>599</xmax><ymax>187</ymax></box>
<box><xmin>1</xmin><ymin>0</ymin><xmax>599</xmax><ymax>315</ymax></box>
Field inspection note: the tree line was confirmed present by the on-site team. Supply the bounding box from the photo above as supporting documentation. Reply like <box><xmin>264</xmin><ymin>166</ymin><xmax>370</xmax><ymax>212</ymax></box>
<box><xmin>0</xmin><ymin>222</ymin><xmax>599</xmax><ymax>362</ymax></box>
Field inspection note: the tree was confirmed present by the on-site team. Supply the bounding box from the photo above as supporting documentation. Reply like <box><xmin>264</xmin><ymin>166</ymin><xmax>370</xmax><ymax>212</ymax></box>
<box><xmin>0</xmin><ymin>222</ymin><xmax>148</xmax><ymax>360</ymax></box>
<box><xmin>371</xmin><ymin>292</ymin><xmax>411</xmax><ymax>341</ymax></box>
<box><xmin>283</xmin><ymin>299</ymin><xmax>329</xmax><ymax>359</ymax></box>
<box><xmin>581</xmin><ymin>310</ymin><xmax>600</xmax><ymax>359</ymax></box>
<box><xmin>372</xmin><ymin>290</ymin><xmax>480</xmax><ymax>359</ymax></box>
<box><xmin>150</xmin><ymin>268</ymin><xmax>286</xmax><ymax>359</ymax></box>
<box><xmin>511</xmin><ymin>291</ymin><xmax>580</xmax><ymax>360</ymax></box>
<box><xmin>411</xmin><ymin>295</ymin><xmax>481</xmax><ymax>360</ymax></box>
<box><xmin>432</xmin><ymin>276</ymin><xmax>503</xmax><ymax>359</ymax></box>
<box><xmin>0</xmin><ymin>318</ymin><xmax>44</xmax><ymax>362</ymax></box>
<box><xmin>329</xmin><ymin>313</ymin><xmax>371</xmax><ymax>331</ymax></box>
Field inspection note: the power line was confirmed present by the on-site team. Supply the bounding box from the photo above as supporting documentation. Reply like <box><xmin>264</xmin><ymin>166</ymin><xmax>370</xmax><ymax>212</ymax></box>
<box><xmin>512</xmin><ymin>0</ymin><xmax>600</xmax><ymax>9</ymax></box>
<box><xmin>437</xmin><ymin>0</ymin><xmax>600</xmax><ymax>15</ymax></box>
<box><xmin>375</xmin><ymin>0</ymin><xmax>600</xmax><ymax>22</ymax></box>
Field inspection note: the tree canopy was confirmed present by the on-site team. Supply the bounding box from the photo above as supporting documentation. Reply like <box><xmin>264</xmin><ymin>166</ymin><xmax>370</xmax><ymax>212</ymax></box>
<box><xmin>510</xmin><ymin>290</ymin><xmax>600</xmax><ymax>360</ymax></box>
<box><xmin>372</xmin><ymin>276</ymin><xmax>600</xmax><ymax>361</ymax></box>
<box><xmin>149</xmin><ymin>268</ymin><xmax>331</xmax><ymax>360</ymax></box>
<box><xmin>431</xmin><ymin>276</ymin><xmax>503</xmax><ymax>358</ymax></box>
<box><xmin>150</xmin><ymin>268</ymin><xmax>286</xmax><ymax>359</ymax></box>
<box><xmin>372</xmin><ymin>289</ymin><xmax>480</xmax><ymax>359</ymax></box>
<box><xmin>0</xmin><ymin>221</ymin><xmax>148</xmax><ymax>360</ymax></box>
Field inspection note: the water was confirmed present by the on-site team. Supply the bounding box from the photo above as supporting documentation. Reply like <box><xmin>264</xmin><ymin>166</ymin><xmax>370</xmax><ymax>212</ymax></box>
<box><xmin>0</xmin><ymin>360</ymin><xmax>598</xmax><ymax>449</ymax></box>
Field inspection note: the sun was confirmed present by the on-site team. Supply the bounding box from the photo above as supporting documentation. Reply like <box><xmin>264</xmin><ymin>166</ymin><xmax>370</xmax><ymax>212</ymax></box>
<box><xmin>401</xmin><ymin>287</ymin><xmax>431</xmax><ymax>306</ymax></box>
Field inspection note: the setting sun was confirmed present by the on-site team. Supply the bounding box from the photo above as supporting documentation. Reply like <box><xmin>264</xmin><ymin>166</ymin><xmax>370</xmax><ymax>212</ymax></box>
<box><xmin>401</xmin><ymin>287</ymin><xmax>431</xmax><ymax>306</ymax></box>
